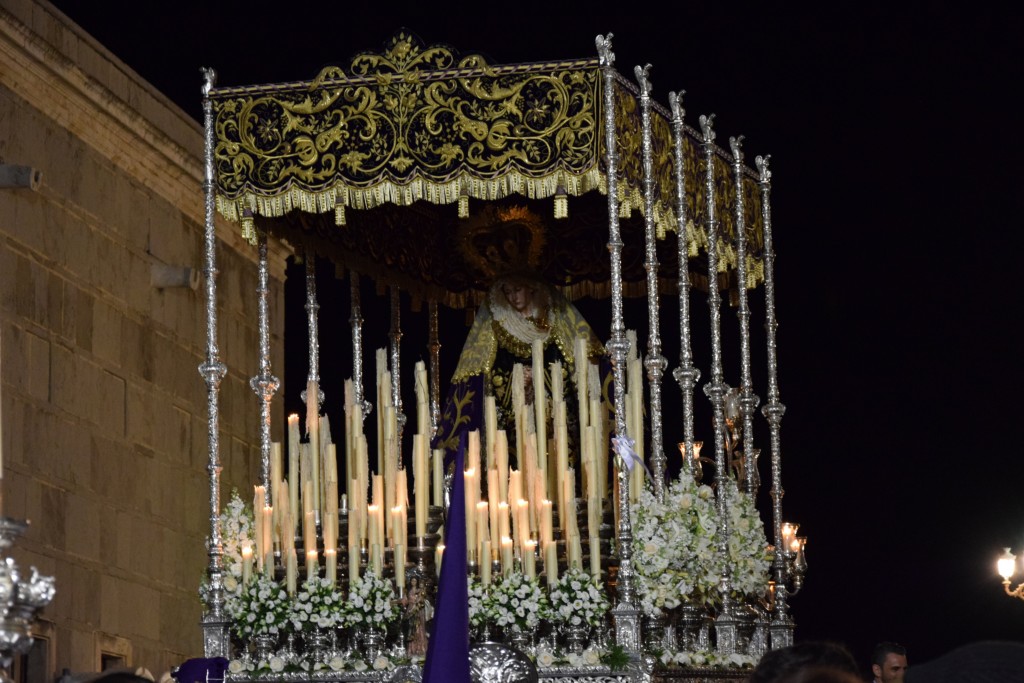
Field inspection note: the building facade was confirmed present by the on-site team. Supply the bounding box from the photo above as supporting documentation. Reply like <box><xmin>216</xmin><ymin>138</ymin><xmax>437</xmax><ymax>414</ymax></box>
<box><xmin>1</xmin><ymin>0</ymin><xmax>288</xmax><ymax>677</ymax></box>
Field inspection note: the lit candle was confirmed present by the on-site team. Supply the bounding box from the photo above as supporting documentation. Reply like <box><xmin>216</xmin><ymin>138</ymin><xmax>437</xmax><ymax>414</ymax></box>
<box><xmin>241</xmin><ymin>544</ymin><xmax>253</xmax><ymax>585</ymax></box>
<box><xmin>325</xmin><ymin>548</ymin><xmax>337</xmax><ymax>585</ymax></box>
<box><xmin>435</xmin><ymin>543</ymin><xmax>445</xmax><ymax>576</ymax></box>
<box><xmin>781</xmin><ymin>523</ymin><xmax>799</xmax><ymax>553</ymax></box>
<box><xmin>306</xmin><ymin>549</ymin><xmax>319</xmax><ymax>579</ymax></box>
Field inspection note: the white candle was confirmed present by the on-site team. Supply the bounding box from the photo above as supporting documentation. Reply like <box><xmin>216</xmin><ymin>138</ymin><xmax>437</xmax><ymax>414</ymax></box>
<box><xmin>286</xmin><ymin>547</ymin><xmax>297</xmax><ymax>595</ymax></box>
<box><xmin>531</xmin><ymin>340</ymin><xmax>548</xmax><ymax>484</ymax></box>
<box><xmin>432</xmin><ymin>448</ymin><xmax>444</xmax><ymax>507</ymax></box>
<box><xmin>545</xmin><ymin>541</ymin><xmax>558</xmax><ymax>587</ymax></box>
<box><xmin>435</xmin><ymin>544</ymin><xmax>445</xmax><ymax>576</ymax></box>
<box><xmin>481</xmin><ymin>540</ymin><xmax>492</xmax><ymax>585</ymax></box>
<box><xmin>523</xmin><ymin>540</ymin><xmax>537</xmax><ymax>579</ymax></box>
<box><xmin>501</xmin><ymin>536</ymin><xmax>514</xmax><ymax>576</ymax></box>
<box><xmin>348</xmin><ymin>543</ymin><xmax>360</xmax><ymax>583</ymax></box>
<box><xmin>394</xmin><ymin>544</ymin><xmax>406</xmax><ymax>590</ymax></box>
<box><xmin>589</xmin><ymin>534</ymin><xmax>601</xmax><ymax>581</ymax></box>
<box><xmin>288</xmin><ymin>414</ymin><xmax>300</xmax><ymax>526</ymax></box>
<box><xmin>241</xmin><ymin>544</ymin><xmax>253</xmax><ymax>585</ymax></box>
<box><xmin>325</xmin><ymin>548</ymin><xmax>337</xmax><ymax>585</ymax></box>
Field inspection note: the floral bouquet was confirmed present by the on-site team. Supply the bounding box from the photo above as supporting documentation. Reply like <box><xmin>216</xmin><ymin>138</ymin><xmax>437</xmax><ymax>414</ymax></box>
<box><xmin>718</xmin><ymin>479</ymin><xmax>772</xmax><ymax>600</ymax></box>
<box><xmin>200</xmin><ymin>489</ymin><xmax>254</xmax><ymax>615</ymax></box>
<box><xmin>232</xmin><ymin>575</ymin><xmax>291</xmax><ymax>640</ymax></box>
<box><xmin>467</xmin><ymin>577</ymin><xmax>495</xmax><ymax>629</ymax></box>
<box><xmin>490</xmin><ymin>572</ymin><xmax>548</xmax><ymax>633</ymax></box>
<box><xmin>289</xmin><ymin>577</ymin><xmax>347</xmax><ymax>633</ymax></box>
<box><xmin>345</xmin><ymin>570</ymin><xmax>398</xmax><ymax>628</ymax></box>
<box><xmin>631</xmin><ymin>474</ymin><xmax>720</xmax><ymax>616</ymax></box>
<box><xmin>547</xmin><ymin>568</ymin><xmax>609</xmax><ymax>628</ymax></box>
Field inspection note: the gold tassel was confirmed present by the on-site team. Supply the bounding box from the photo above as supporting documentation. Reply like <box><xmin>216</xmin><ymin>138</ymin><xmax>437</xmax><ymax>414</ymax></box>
<box><xmin>335</xmin><ymin>203</ymin><xmax>346</xmax><ymax>226</ymax></box>
<box><xmin>458</xmin><ymin>190</ymin><xmax>469</xmax><ymax>218</ymax></box>
<box><xmin>241</xmin><ymin>214</ymin><xmax>256</xmax><ymax>243</ymax></box>
<box><xmin>554</xmin><ymin>187</ymin><xmax>568</xmax><ymax>219</ymax></box>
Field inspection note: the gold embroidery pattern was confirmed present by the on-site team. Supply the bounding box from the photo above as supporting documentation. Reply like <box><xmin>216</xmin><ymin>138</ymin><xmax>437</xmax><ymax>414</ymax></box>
<box><xmin>210</xmin><ymin>33</ymin><xmax>765</xmax><ymax>285</ymax></box>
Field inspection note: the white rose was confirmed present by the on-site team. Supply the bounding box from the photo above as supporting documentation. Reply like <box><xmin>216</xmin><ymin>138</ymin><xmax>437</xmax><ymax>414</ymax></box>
<box><xmin>373</xmin><ymin>656</ymin><xmax>391</xmax><ymax>670</ymax></box>
<box><xmin>353</xmin><ymin>660</ymin><xmax>368</xmax><ymax>671</ymax></box>
<box><xmin>228</xmin><ymin>660</ymin><xmax>245</xmax><ymax>674</ymax></box>
<box><xmin>268</xmin><ymin>656</ymin><xmax>285</xmax><ymax>672</ymax></box>
<box><xmin>583</xmin><ymin>649</ymin><xmax>601</xmax><ymax>665</ymax></box>
<box><xmin>537</xmin><ymin>651</ymin><xmax>555</xmax><ymax>667</ymax></box>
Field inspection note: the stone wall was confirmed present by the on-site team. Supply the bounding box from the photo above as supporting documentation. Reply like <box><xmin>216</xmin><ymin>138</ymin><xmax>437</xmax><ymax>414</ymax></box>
<box><xmin>0</xmin><ymin>0</ymin><xmax>288</xmax><ymax>676</ymax></box>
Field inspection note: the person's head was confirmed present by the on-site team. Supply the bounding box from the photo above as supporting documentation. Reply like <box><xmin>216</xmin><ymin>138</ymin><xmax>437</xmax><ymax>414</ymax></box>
<box><xmin>500</xmin><ymin>280</ymin><xmax>535</xmax><ymax>313</ymax></box>
<box><xmin>749</xmin><ymin>642</ymin><xmax>861</xmax><ymax>683</ymax></box>
<box><xmin>871</xmin><ymin>642</ymin><xmax>907</xmax><ymax>683</ymax></box>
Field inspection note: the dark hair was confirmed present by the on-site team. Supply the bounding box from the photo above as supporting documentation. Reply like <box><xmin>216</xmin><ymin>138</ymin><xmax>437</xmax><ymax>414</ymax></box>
<box><xmin>871</xmin><ymin>642</ymin><xmax>907</xmax><ymax>667</ymax></box>
<box><xmin>749</xmin><ymin>642</ymin><xmax>861</xmax><ymax>683</ymax></box>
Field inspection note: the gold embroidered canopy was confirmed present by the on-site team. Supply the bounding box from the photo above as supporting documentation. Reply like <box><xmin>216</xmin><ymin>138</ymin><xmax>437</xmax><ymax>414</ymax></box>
<box><xmin>209</xmin><ymin>33</ymin><xmax>765</xmax><ymax>307</ymax></box>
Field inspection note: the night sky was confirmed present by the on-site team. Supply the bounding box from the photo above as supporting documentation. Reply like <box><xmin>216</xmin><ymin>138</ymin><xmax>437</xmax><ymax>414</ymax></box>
<box><xmin>48</xmin><ymin>1</ymin><xmax>1024</xmax><ymax>674</ymax></box>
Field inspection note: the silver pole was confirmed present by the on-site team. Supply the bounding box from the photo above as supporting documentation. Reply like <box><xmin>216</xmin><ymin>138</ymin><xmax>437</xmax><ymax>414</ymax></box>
<box><xmin>756</xmin><ymin>154</ymin><xmax>794</xmax><ymax>648</ymax></box>
<box><xmin>250</xmin><ymin>229</ymin><xmax>279</xmax><ymax>505</ymax></box>
<box><xmin>198</xmin><ymin>67</ymin><xmax>230</xmax><ymax>658</ymax></box>
<box><xmin>729</xmin><ymin>137</ymin><xmax>760</xmax><ymax>497</ymax></box>
<box><xmin>596</xmin><ymin>33</ymin><xmax>641</xmax><ymax>653</ymax></box>
<box><xmin>302</xmin><ymin>253</ymin><xmax>324</xmax><ymax>408</ymax></box>
<box><xmin>668</xmin><ymin>92</ymin><xmax>700</xmax><ymax>480</ymax></box>
<box><xmin>350</xmin><ymin>271</ymin><xmax>372</xmax><ymax>417</ymax></box>
<box><xmin>428</xmin><ymin>301</ymin><xmax>441</xmax><ymax>436</ymax></box>
<box><xmin>389</xmin><ymin>286</ymin><xmax>406</xmax><ymax>438</ymax></box>
<box><xmin>635</xmin><ymin>65</ymin><xmax>668</xmax><ymax>499</ymax></box>
<box><xmin>699</xmin><ymin>114</ymin><xmax>737</xmax><ymax>654</ymax></box>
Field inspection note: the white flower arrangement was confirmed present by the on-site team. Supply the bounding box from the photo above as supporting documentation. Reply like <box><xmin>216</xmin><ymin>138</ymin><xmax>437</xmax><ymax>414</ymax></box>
<box><xmin>231</xmin><ymin>575</ymin><xmax>291</xmax><ymax>639</ymax></box>
<box><xmin>661</xmin><ymin>649</ymin><xmax>759</xmax><ymax>669</ymax></box>
<box><xmin>719</xmin><ymin>479</ymin><xmax>772</xmax><ymax>599</ymax></box>
<box><xmin>467</xmin><ymin>577</ymin><xmax>494</xmax><ymax>628</ymax></box>
<box><xmin>535</xmin><ymin>644</ymin><xmax>607</xmax><ymax>668</ymax></box>
<box><xmin>631</xmin><ymin>474</ymin><xmax>720</xmax><ymax>616</ymax></box>
<box><xmin>547</xmin><ymin>568</ymin><xmax>609</xmax><ymax>628</ymax></box>
<box><xmin>289</xmin><ymin>577</ymin><xmax>347</xmax><ymax>633</ymax></box>
<box><xmin>200</xmin><ymin>489</ymin><xmax>254</xmax><ymax>614</ymax></box>
<box><xmin>489</xmin><ymin>572</ymin><xmax>548</xmax><ymax>633</ymax></box>
<box><xmin>345</xmin><ymin>569</ymin><xmax>398</xmax><ymax>628</ymax></box>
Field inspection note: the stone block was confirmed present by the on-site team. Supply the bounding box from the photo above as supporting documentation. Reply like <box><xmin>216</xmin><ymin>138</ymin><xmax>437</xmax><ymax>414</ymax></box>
<box><xmin>99</xmin><ymin>574</ymin><xmax>122</xmax><ymax>634</ymax></box>
<box><xmin>64</xmin><ymin>491</ymin><xmax>100</xmax><ymax>562</ymax></box>
<box><xmin>38</xmin><ymin>482</ymin><xmax>67</xmax><ymax>550</ymax></box>
<box><xmin>50</xmin><ymin>345</ymin><xmax>126</xmax><ymax>433</ymax></box>
<box><xmin>92</xmin><ymin>297</ymin><xmax>123</xmax><ymax>367</ymax></box>
<box><xmin>121</xmin><ymin>580</ymin><xmax>161</xmax><ymax>641</ymax></box>
<box><xmin>69</xmin><ymin>562</ymin><xmax>100</xmax><ymax>627</ymax></box>
<box><xmin>160</xmin><ymin>592</ymin><xmax>201</xmax><ymax>656</ymax></box>
<box><xmin>125</xmin><ymin>381</ymin><xmax>154</xmax><ymax>449</ymax></box>
<box><xmin>5</xmin><ymin>323</ymin><xmax>50</xmax><ymax>402</ymax></box>
<box><xmin>120</xmin><ymin>316</ymin><xmax>154</xmax><ymax>382</ymax></box>
<box><xmin>74</xmin><ymin>281</ymin><xmax>95</xmax><ymax>354</ymax></box>
<box><xmin>98</xmin><ymin>502</ymin><xmax>118</xmax><ymax>561</ymax></box>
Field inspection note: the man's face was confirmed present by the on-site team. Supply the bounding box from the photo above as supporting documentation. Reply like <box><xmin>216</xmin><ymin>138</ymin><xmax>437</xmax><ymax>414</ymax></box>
<box><xmin>872</xmin><ymin>653</ymin><xmax>908</xmax><ymax>683</ymax></box>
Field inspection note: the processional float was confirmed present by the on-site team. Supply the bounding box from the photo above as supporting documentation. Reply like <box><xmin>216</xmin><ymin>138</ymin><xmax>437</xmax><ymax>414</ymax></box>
<box><xmin>197</xmin><ymin>32</ymin><xmax>806</xmax><ymax>682</ymax></box>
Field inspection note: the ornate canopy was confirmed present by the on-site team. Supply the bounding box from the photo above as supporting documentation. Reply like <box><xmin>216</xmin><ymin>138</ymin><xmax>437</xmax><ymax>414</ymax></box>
<box><xmin>209</xmin><ymin>33</ymin><xmax>765</xmax><ymax>307</ymax></box>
